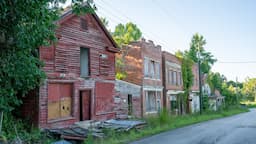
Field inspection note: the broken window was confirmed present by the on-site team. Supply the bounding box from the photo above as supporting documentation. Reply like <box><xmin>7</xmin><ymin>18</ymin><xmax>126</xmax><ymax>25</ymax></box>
<box><xmin>145</xmin><ymin>91</ymin><xmax>161</xmax><ymax>112</ymax></box>
<box><xmin>48</xmin><ymin>83</ymin><xmax>73</xmax><ymax>120</ymax></box>
<box><xmin>155</xmin><ymin>62</ymin><xmax>160</xmax><ymax>79</ymax></box>
<box><xmin>168</xmin><ymin>70</ymin><xmax>172</xmax><ymax>84</ymax></box>
<box><xmin>144</xmin><ymin>58</ymin><xmax>149</xmax><ymax>77</ymax></box>
<box><xmin>145</xmin><ymin>91</ymin><xmax>157</xmax><ymax>112</ymax></box>
<box><xmin>144</xmin><ymin>57</ymin><xmax>160</xmax><ymax>79</ymax></box>
<box><xmin>172</xmin><ymin>71</ymin><xmax>177</xmax><ymax>85</ymax></box>
<box><xmin>80</xmin><ymin>18</ymin><xmax>88</xmax><ymax>30</ymax></box>
<box><xmin>180</xmin><ymin>72</ymin><xmax>183</xmax><ymax>85</ymax></box>
<box><xmin>80</xmin><ymin>48</ymin><xmax>89</xmax><ymax>77</ymax></box>
<box><xmin>170</xmin><ymin>95</ymin><xmax>177</xmax><ymax>113</ymax></box>
<box><xmin>177</xmin><ymin>72</ymin><xmax>182</xmax><ymax>86</ymax></box>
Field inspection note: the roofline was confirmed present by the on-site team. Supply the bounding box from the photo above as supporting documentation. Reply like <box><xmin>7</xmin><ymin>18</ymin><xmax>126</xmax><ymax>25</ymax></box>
<box><xmin>91</xmin><ymin>12</ymin><xmax>119</xmax><ymax>48</ymax></box>
<box><xmin>58</xmin><ymin>6</ymin><xmax>119</xmax><ymax>50</ymax></box>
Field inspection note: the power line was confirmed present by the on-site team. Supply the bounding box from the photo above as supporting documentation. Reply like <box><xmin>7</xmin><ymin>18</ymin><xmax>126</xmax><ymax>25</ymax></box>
<box><xmin>217</xmin><ymin>61</ymin><xmax>256</xmax><ymax>64</ymax></box>
<box><xmin>151</xmin><ymin>0</ymin><xmax>188</xmax><ymax>35</ymax></box>
<box><xmin>97</xmin><ymin>0</ymin><xmax>167</xmax><ymax>42</ymax></box>
<box><xmin>96</xmin><ymin>0</ymin><xmax>173</xmax><ymax>52</ymax></box>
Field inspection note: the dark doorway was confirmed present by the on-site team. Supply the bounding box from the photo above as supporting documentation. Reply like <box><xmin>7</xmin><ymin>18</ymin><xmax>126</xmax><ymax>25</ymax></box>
<box><xmin>128</xmin><ymin>94</ymin><xmax>132</xmax><ymax>115</ymax></box>
<box><xmin>80</xmin><ymin>90</ymin><xmax>91</xmax><ymax>121</ymax></box>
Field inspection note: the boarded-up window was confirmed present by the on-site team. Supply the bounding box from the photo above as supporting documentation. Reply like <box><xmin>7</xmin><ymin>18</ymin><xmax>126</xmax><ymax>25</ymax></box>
<box><xmin>80</xmin><ymin>18</ymin><xmax>88</xmax><ymax>30</ymax></box>
<box><xmin>80</xmin><ymin>48</ymin><xmax>89</xmax><ymax>77</ymax></box>
<box><xmin>48</xmin><ymin>83</ymin><xmax>73</xmax><ymax>120</ymax></box>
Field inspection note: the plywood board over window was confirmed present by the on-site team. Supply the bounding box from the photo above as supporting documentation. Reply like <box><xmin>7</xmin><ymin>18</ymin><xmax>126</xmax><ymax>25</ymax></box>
<box><xmin>48</xmin><ymin>83</ymin><xmax>73</xmax><ymax>120</ymax></box>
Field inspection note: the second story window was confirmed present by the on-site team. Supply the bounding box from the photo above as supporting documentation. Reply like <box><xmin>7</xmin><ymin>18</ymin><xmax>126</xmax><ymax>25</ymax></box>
<box><xmin>144</xmin><ymin>57</ymin><xmax>160</xmax><ymax>79</ymax></box>
<box><xmin>168</xmin><ymin>70</ymin><xmax>182</xmax><ymax>86</ymax></box>
<box><xmin>80</xmin><ymin>18</ymin><xmax>88</xmax><ymax>30</ymax></box>
<box><xmin>172</xmin><ymin>71</ymin><xmax>177</xmax><ymax>85</ymax></box>
<box><xmin>177</xmin><ymin>72</ymin><xmax>182</xmax><ymax>86</ymax></box>
<box><xmin>168</xmin><ymin>70</ymin><xmax>172</xmax><ymax>84</ymax></box>
<box><xmin>80</xmin><ymin>47</ymin><xmax>90</xmax><ymax>77</ymax></box>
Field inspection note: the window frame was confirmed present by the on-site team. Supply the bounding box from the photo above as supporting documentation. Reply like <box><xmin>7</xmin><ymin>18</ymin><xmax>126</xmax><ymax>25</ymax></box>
<box><xmin>144</xmin><ymin>57</ymin><xmax>161</xmax><ymax>80</ymax></box>
<box><xmin>80</xmin><ymin>47</ymin><xmax>90</xmax><ymax>77</ymax></box>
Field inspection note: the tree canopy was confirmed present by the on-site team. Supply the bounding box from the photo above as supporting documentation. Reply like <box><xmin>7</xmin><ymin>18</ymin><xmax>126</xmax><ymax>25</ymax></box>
<box><xmin>242</xmin><ymin>78</ymin><xmax>256</xmax><ymax>101</ymax></box>
<box><xmin>207</xmin><ymin>72</ymin><xmax>224</xmax><ymax>92</ymax></box>
<box><xmin>0</xmin><ymin>0</ymin><xmax>94</xmax><ymax>112</ymax></box>
<box><xmin>188</xmin><ymin>33</ymin><xmax>217</xmax><ymax>74</ymax></box>
<box><xmin>112</xmin><ymin>22</ymin><xmax>142</xmax><ymax>79</ymax></box>
<box><xmin>112</xmin><ymin>22</ymin><xmax>142</xmax><ymax>47</ymax></box>
<box><xmin>175</xmin><ymin>51</ymin><xmax>194</xmax><ymax>113</ymax></box>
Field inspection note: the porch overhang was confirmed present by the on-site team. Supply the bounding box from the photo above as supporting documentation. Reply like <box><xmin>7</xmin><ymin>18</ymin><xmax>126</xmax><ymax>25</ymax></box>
<box><xmin>167</xmin><ymin>90</ymin><xmax>184</xmax><ymax>95</ymax></box>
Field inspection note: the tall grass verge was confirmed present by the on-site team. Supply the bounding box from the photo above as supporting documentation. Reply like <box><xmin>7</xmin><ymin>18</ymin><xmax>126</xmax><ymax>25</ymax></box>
<box><xmin>86</xmin><ymin>106</ymin><xmax>248</xmax><ymax>144</ymax></box>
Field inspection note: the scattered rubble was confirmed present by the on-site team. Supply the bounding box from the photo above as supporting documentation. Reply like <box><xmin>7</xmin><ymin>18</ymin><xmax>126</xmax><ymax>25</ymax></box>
<box><xmin>47</xmin><ymin>119</ymin><xmax>146</xmax><ymax>143</ymax></box>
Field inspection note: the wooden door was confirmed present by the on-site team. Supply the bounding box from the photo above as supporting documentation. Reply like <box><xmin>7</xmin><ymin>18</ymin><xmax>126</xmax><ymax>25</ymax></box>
<box><xmin>80</xmin><ymin>90</ymin><xmax>91</xmax><ymax>121</ymax></box>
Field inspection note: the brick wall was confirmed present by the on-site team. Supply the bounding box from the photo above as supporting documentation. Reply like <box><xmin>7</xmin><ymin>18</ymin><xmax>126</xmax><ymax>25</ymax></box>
<box><xmin>191</xmin><ymin>64</ymin><xmax>199</xmax><ymax>91</ymax></box>
<box><xmin>162</xmin><ymin>51</ymin><xmax>183</xmax><ymax>109</ymax></box>
<box><xmin>115</xmin><ymin>80</ymin><xmax>142</xmax><ymax>118</ymax></box>
<box><xmin>120</xmin><ymin>44</ymin><xmax>143</xmax><ymax>85</ymax></box>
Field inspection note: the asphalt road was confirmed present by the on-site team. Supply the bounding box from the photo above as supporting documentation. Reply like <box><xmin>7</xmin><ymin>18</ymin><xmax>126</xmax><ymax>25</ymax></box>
<box><xmin>131</xmin><ymin>109</ymin><xmax>256</xmax><ymax>144</ymax></box>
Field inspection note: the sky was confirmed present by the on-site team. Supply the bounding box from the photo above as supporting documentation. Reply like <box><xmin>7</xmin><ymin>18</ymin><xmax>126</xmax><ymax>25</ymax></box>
<box><xmin>65</xmin><ymin>0</ymin><xmax>256</xmax><ymax>82</ymax></box>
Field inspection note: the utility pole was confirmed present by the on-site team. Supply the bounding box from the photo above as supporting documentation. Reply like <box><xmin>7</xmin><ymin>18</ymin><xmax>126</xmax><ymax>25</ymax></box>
<box><xmin>236</xmin><ymin>77</ymin><xmax>238</xmax><ymax>105</ymax></box>
<box><xmin>197</xmin><ymin>46</ymin><xmax>203</xmax><ymax>114</ymax></box>
<box><xmin>198</xmin><ymin>56</ymin><xmax>203</xmax><ymax>114</ymax></box>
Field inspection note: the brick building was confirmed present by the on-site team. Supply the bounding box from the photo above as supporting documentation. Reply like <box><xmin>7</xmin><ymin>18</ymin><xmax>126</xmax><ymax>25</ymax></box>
<box><xmin>20</xmin><ymin>9</ymin><xmax>119</xmax><ymax>128</ymax></box>
<box><xmin>190</xmin><ymin>64</ymin><xmax>200</xmax><ymax>113</ymax></box>
<box><xmin>118</xmin><ymin>39</ymin><xmax>163</xmax><ymax>117</ymax></box>
<box><xmin>114</xmin><ymin>80</ymin><xmax>141</xmax><ymax>118</ymax></box>
<box><xmin>162</xmin><ymin>51</ymin><xmax>183</xmax><ymax>114</ymax></box>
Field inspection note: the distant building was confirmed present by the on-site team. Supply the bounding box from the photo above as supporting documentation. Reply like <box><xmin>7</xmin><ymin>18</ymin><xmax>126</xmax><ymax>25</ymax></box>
<box><xmin>116</xmin><ymin>38</ymin><xmax>163</xmax><ymax>117</ymax></box>
<box><xmin>162</xmin><ymin>51</ymin><xmax>184</xmax><ymax>115</ymax></box>
<box><xmin>202</xmin><ymin>75</ymin><xmax>225</xmax><ymax>111</ymax></box>
<box><xmin>190</xmin><ymin>64</ymin><xmax>200</xmax><ymax>113</ymax></box>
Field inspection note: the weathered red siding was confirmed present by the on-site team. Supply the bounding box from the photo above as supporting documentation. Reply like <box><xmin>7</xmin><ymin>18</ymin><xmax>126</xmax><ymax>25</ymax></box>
<box><xmin>22</xmin><ymin>11</ymin><xmax>118</xmax><ymax>128</ymax></box>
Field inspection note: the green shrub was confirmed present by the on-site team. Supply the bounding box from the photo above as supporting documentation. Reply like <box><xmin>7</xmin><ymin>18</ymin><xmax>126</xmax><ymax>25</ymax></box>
<box><xmin>2</xmin><ymin>113</ymin><xmax>53</xmax><ymax>143</ymax></box>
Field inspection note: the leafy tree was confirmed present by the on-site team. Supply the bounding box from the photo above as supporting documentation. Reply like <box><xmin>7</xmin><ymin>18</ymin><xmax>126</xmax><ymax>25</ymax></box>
<box><xmin>207</xmin><ymin>72</ymin><xmax>241</xmax><ymax>106</ymax></box>
<box><xmin>100</xmin><ymin>17</ymin><xmax>109</xmax><ymax>29</ymax></box>
<box><xmin>221</xmin><ymin>83</ymin><xmax>239</xmax><ymax>105</ymax></box>
<box><xmin>207</xmin><ymin>72</ymin><xmax>224</xmax><ymax>93</ymax></box>
<box><xmin>242</xmin><ymin>78</ymin><xmax>256</xmax><ymax>101</ymax></box>
<box><xmin>112</xmin><ymin>22</ymin><xmax>142</xmax><ymax>79</ymax></box>
<box><xmin>188</xmin><ymin>33</ymin><xmax>217</xmax><ymax>74</ymax></box>
<box><xmin>0</xmin><ymin>0</ymin><xmax>94</xmax><ymax>112</ymax></box>
<box><xmin>112</xmin><ymin>22</ymin><xmax>142</xmax><ymax>47</ymax></box>
<box><xmin>175</xmin><ymin>51</ymin><xmax>194</xmax><ymax>113</ymax></box>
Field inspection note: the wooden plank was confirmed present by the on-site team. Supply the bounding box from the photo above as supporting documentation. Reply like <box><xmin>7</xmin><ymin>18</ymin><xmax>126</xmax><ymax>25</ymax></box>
<box><xmin>48</xmin><ymin>101</ymin><xmax>60</xmax><ymax>120</ymax></box>
<box><xmin>60</xmin><ymin>97</ymin><xmax>71</xmax><ymax>118</ymax></box>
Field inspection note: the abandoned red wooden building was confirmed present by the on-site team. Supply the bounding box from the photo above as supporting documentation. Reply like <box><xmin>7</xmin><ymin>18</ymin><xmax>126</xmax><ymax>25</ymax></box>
<box><xmin>20</xmin><ymin>9</ymin><xmax>119</xmax><ymax>128</ymax></box>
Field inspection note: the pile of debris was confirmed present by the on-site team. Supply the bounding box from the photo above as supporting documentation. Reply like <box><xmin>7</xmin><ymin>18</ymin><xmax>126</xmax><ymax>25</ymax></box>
<box><xmin>46</xmin><ymin>119</ymin><xmax>146</xmax><ymax>143</ymax></box>
<box><xmin>100</xmin><ymin>119</ymin><xmax>146</xmax><ymax>132</ymax></box>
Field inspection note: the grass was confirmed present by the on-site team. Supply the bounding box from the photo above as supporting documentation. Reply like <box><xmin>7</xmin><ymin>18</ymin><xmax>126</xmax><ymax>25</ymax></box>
<box><xmin>1</xmin><ymin>113</ymin><xmax>55</xmax><ymax>144</ymax></box>
<box><xmin>240</xmin><ymin>101</ymin><xmax>256</xmax><ymax>108</ymax></box>
<box><xmin>87</xmin><ymin>106</ymin><xmax>248</xmax><ymax>144</ymax></box>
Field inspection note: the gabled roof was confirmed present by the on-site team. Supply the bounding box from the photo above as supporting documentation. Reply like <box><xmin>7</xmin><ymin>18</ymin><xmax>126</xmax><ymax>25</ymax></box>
<box><xmin>58</xmin><ymin>6</ymin><xmax>119</xmax><ymax>50</ymax></box>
